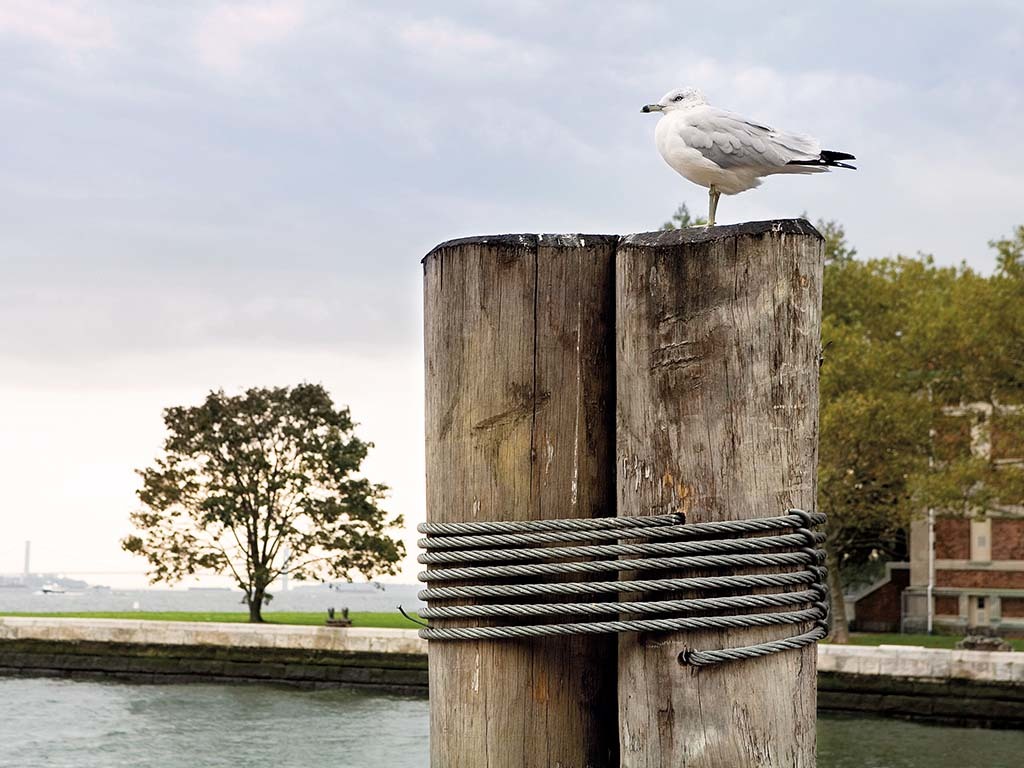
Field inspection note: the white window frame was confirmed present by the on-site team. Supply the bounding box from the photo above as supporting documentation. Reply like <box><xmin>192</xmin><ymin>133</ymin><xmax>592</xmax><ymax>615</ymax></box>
<box><xmin>970</xmin><ymin>518</ymin><xmax>992</xmax><ymax>563</ymax></box>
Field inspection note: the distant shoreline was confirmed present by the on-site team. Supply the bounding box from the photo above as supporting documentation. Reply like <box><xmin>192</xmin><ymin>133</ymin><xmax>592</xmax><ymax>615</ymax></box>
<box><xmin>0</xmin><ymin>583</ymin><xmax>427</xmax><ymax>618</ymax></box>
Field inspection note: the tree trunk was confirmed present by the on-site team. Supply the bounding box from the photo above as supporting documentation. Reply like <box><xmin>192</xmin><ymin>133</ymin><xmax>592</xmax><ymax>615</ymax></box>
<box><xmin>616</xmin><ymin>221</ymin><xmax>824</xmax><ymax>767</ymax></box>
<box><xmin>423</xmin><ymin>234</ymin><xmax>619</xmax><ymax>768</ymax></box>
<box><xmin>825</xmin><ymin>539</ymin><xmax>849</xmax><ymax>643</ymax></box>
<box><xmin>248</xmin><ymin>587</ymin><xmax>265</xmax><ymax>623</ymax></box>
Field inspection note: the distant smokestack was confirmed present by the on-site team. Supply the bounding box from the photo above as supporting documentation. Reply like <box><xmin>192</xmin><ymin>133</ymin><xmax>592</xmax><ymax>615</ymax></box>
<box><xmin>23</xmin><ymin>541</ymin><xmax>30</xmax><ymax>581</ymax></box>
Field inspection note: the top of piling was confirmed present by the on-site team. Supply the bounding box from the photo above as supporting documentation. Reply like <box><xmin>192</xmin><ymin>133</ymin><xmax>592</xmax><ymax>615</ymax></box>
<box><xmin>422</xmin><ymin>233</ymin><xmax>619</xmax><ymax>263</ymax></box>
<box><xmin>423</xmin><ymin>220</ymin><xmax>821</xmax><ymax>263</ymax></box>
<box><xmin>620</xmin><ymin>218</ymin><xmax>822</xmax><ymax>247</ymax></box>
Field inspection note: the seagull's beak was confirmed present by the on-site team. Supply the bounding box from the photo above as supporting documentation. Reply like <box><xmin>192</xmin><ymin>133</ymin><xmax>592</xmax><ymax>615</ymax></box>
<box><xmin>641</xmin><ymin>104</ymin><xmax>663</xmax><ymax>113</ymax></box>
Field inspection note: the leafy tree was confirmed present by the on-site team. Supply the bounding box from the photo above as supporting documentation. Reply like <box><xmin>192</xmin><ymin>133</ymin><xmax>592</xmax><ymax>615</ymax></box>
<box><xmin>123</xmin><ymin>384</ymin><xmax>405</xmax><ymax>622</ymax></box>
<box><xmin>815</xmin><ymin>217</ymin><xmax>857</xmax><ymax>265</ymax></box>
<box><xmin>819</xmin><ymin>228</ymin><xmax>1024</xmax><ymax>639</ymax></box>
<box><xmin>990</xmin><ymin>225</ymin><xmax>1024</xmax><ymax>277</ymax></box>
<box><xmin>660</xmin><ymin>202</ymin><xmax>707</xmax><ymax>229</ymax></box>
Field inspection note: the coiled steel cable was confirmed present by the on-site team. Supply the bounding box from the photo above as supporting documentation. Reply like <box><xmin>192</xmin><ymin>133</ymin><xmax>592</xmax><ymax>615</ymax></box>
<box><xmin>415</xmin><ymin>509</ymin><xmax>830</xmax><ymax>667</ymax></box>
<box><xmin>418</xmin><ymin>550</ymin><xmax>823</xmax><ymax>583</ymax></box>
<box><xmin>419</xmin><ymin>587</ymin><xmax>823</xmax><ymax>619</ymax></box>
<box><xmin>417</xmin><ymin>569</ymin><xmax>822</xmax><ymax>601</ymax></box>
<box><xmin>417</xmin><ymin>531</ymin><xmax>825</xmax><ymax>564</ymax></box>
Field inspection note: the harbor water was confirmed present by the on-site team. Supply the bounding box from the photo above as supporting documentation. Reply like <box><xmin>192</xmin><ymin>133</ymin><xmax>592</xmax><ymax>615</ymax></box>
<box><xmin>1</xmin><ymin>678</ymin><xmax>1021</xmax><ymax>768</ymax></box>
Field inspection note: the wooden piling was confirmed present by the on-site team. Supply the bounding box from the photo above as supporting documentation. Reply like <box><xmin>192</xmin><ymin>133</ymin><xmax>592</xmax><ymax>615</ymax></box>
<box><xmin>615</xmin><ymin>221</ymin><xmax>825</xmax><ymax>767</ymax></box>
<box><xmin>423</xmin><ymin>234</ymin><xmax>619</xmax><ymax>768</ymax></box>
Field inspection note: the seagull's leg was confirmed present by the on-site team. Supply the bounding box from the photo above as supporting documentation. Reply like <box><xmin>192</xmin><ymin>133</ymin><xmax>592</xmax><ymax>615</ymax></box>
<box><xmin>707</xmin><ymin>186</ymin><xmax>720</xmax><ymax>227</ymax></box>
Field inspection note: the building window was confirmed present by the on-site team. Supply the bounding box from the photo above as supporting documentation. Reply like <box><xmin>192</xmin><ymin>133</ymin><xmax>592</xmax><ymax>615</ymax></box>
<box><xmin>934</xmin><ymin>595</ymin><xmax>959</xmax><ymax>616</ymax></box>
<box><xmin>1003</xmin><ymin>597</ymin><xmax>1024</xmax><ymax>618</ymax></box>
<box><xmin>970</xmin><ymin>596</ymin><xmax>990</xmax><ymax>627</ymax></box>
<box><xmin>970</xmin><ymin>518</ymin><xmax>992</xmax><ymax>563</ymax></box>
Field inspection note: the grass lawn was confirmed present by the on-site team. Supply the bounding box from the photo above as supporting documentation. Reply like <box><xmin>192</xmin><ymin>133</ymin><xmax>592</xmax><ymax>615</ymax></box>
<box><xmin>835</xmin><ymin>632</ymin><xmax>1024</xmax><ymax>652</ymax></box>
<box><xmin>0</xmin><ymin>611</ymin><xmax>422</xmax><ymax>629</ymax></box>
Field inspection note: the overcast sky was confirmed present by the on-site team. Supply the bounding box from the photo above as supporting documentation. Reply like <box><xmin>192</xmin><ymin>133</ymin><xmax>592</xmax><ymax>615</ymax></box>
<box><xmin>2</xmin><ymin>0</ymin><xmax>1022</xmax><ymax>586</ymax></box>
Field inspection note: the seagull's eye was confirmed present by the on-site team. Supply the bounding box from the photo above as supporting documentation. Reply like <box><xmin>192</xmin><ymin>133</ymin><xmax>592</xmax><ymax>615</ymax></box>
<box><xmin>673</xmin><ymin>95</ymin><xmax>684</xmax><ymax>102</ymax></box>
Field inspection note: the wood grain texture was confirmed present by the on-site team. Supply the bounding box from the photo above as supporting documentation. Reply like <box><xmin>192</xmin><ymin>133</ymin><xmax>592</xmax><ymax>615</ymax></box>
<box><xmin>423</xmin><ymin>234</ymin><xmax>618</xmax><ymax>768</ymax></box>
<box><xmin>615</xmin><ymin>220</ymin><xmax>825</xmax><ymax>767</ymax></box>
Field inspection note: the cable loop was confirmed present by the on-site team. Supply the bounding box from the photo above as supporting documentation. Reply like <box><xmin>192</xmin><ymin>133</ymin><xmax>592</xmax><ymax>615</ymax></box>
<box><xmin>416</xmin><ymin>509</ymin><xmax>830</xmax><ymax>666</ymax></box>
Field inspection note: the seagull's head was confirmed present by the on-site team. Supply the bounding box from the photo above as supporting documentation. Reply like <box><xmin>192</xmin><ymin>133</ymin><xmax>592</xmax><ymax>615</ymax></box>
<box><xmin>642</xmin><ymin>87</ymin><xmax>706</xmax><ymax>114</ymax></box>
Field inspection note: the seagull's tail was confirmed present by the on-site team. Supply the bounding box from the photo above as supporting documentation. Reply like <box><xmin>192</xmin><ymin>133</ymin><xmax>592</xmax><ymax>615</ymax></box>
<box><xmin>787</xmin><ymin>150</ymin><xmax>857</xmax><ymax>170</ymax></box>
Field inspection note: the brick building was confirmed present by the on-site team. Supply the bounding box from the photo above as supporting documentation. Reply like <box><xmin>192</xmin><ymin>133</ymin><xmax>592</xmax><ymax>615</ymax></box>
<box><xmin>846</xmin><ymin>562</ymin><xmax>910</xmax><ymax>633</ymax></box>
<box><xmin>900</xmin><ymin>402</ymin><xmax>1024</xmax><ymax>636</ymax></box>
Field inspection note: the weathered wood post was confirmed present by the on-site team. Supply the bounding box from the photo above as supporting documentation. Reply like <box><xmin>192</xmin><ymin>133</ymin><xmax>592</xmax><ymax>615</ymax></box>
<box><xmin>616</xmin><ymin>221</ymin><xmax>825</xmax><ymax>767</ymax></box>
<box><xmin>423</xmin><ymin>234</ymin><xmax>619</xmax><ymax>767</ymax></box>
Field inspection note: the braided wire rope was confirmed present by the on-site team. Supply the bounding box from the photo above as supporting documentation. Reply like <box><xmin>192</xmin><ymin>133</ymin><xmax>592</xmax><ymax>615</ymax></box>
<box><xmin>417</xmin><ymin>569</ymin><xmax>821</xmax><ymax>601</ymax></box>
<box><xmin>419</xmin><ymin>514</ymin><xmax>684</xmax><ymax>536</ymax></box>
<box><xmin>415</xmin><ymin>509</ymin><xmax>830</xmax><ymax>667</ymax></box>
<box><xmin>418</xmin><ymin>511</ymin><xmax>825</xmax><ymax>550</ymax></box>
<box><xmin>419</xmin><ymin>587</ymin><xmax>822</xmax><ymax>619</ymax></box>
<box><xmin>416</xmin><ymin>607</ymin><xmax>823</xmax><ymax>640</ymax></box>
<box><xmin>417</xmin><ymin>531</ymin><xmax>825</xmax><ymax>564</ymax></box>
<box><xmin>419</xmin><ymin>550</ymin><xmax>822</xmax><ymax>582</ymax></box>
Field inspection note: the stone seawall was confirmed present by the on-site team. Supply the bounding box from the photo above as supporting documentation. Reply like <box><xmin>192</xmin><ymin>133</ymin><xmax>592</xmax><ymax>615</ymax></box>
<box><xmin>0</xmin><ymin>637</ymin><xmax>429</xmax><ymax>695</ymax></box>
<box><xmin>817</xmin><ymin>643</ymin><xmax>1024</xmax><ymax>729</ymax></box>
<box><xmin>0</xmin><ymin>616</ymin><xmax>427</xmax><ymax>654</ymax></box>
<box><xmin>0</xmin><ymin>617</ymin><xmax>428</xmax><ymax>695</ymax></box>
<box><xmin>2</xmin><ymin>619</ymin><xmax>1022</xmax><ymax>727</ymax></box>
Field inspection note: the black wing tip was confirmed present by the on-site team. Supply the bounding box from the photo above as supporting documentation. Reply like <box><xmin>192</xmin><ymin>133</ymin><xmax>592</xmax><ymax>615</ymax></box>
<box><xmin>821</xmin><ymin>150</ymin><xmax>856</xmax><ymax>162</ymax></box>
<box><xmin>787</xmin><ymin>149</ymin><xmax>857</xmax><ymax>170</ymax></box>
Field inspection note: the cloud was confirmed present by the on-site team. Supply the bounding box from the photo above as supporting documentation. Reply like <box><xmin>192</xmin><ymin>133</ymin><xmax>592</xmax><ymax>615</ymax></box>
<box><xmin>0</xmin><ymin>0</ymin><xmax>113</xmax><ymax>54</ymax></box>
<box><xmin>396</xmin><ymin>17</ymin><xmax>551</xmax><ymax>79</ymax></box>
<box><xmin>4</xmin><ymin>0</ymin><xmax>1024</xmax><ymax>585</ymax></box>
<box><xmin>194</xmin><ymin>1</ymin><xmax>306</xmax><ymax>77</ymax></box>
<box><xmin>460</xmin><ymin>99</ymin><xmax>603</xmax><ymax>166</ymax></box>
<box><xmin>996</xmin><ymin>25</ymin><xmax>1022</xmax><ymax>48</ymax></box>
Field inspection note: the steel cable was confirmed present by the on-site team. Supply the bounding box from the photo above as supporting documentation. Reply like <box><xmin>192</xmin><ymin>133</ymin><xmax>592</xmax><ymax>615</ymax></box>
<box><xmin>415</xmin><ymin>509</ymin><xmax>830</xmax><ymax>667</ymax></box>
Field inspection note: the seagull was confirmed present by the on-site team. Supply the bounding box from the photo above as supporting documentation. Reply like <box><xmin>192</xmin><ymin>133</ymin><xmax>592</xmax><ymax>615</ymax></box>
<box><xmin>642</xmin><ymin>87</ymin><xmax>855</xmax><ymax>226</ymax></box>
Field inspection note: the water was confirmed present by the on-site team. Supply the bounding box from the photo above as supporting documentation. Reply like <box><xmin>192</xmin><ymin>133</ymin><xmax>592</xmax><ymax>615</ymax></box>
<box><xmin>818</xmin><ymin>714</ymin><xmax>1024</xmax><ymax>767</ymax></box>
<box><xmin>1</xmin><ymin>678</ymin><xmax>1022</xmax><ymax>768</ymax></box>
<box><xmin>0</xmin><ymin>679</ymin><xmax>428</xmax><ymax>768</ymax></box>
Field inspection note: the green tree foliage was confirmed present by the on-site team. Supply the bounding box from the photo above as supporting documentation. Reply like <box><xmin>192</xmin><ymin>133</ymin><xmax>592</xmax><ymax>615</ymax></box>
<box><xmin>660</xmin><ymin>202</ymin><xmax>707</xmax><ymax>229</ymax></box>
<box><xmin>819</xmin><ymin>221</ymin><xmax>1024</xmax><ymax>638</ymax></box>
<box><xmin>990</xmin><ymin>225</ymin><xmax>1024</xmax><ymax>276</ymax></box>
<box><xmin>816</xmin><ymin>218</ymin><xmax>857</xmax><ymax>265</ymax></box>
<box><xmin>123</xmin><ymin>384</ymin><xmax>405</xmax><ymax>622</ymax></box>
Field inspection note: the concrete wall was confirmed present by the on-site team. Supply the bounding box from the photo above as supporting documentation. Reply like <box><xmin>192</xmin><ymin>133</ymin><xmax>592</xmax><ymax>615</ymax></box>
<box><xmin>0</xmin><ymin>617</ymin><xmax>427</xmax><ymax>655</ymax></box>
<box><xmin>2</xmin><ymin>619</ymin><xmax>1023</xmax><ymax>727</ymax></box>
<box><xmin>818</xmin><ymin>643</ymin><xmax>1024</xmax><ymax>683</ymax></box>
<box><xmin>5</xmin><ymin>618</ymin><xmax>1020</xmax><ymax>682</ymax></box>
<box><xmin>0</xmin><ymin>618</ymin><xmax>429</xmax><ymax>695</ymax></box>
<box><xmin>818</xmin><ymin>644</ymin><xmax>1024</xmax><ymax>728</ymax></box>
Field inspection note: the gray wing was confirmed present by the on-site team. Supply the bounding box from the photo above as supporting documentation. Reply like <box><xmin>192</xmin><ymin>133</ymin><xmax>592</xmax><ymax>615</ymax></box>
<box><xmin>677</xmin><ymin>108</ymin><xmax>821</xmax><ymax>170</ymax></box>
